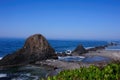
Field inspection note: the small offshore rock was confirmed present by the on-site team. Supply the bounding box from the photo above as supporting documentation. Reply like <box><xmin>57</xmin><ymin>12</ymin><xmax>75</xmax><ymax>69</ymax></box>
<box><xmin>72</xmin><ymin>45</ymin><xmax>87</xmax><ymax>56</ymax></box>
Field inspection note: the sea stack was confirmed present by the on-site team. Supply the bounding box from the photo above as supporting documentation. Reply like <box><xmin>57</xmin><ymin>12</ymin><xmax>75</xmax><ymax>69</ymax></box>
<box><xmin>72</xmin><ymin>44</ymin><xmax>87</xmax><ymax>56</ymax></box>
<box><xmin>0</xmin><ymin>34</ymin><xmax>58</xmax><ymax>66</ymax></box>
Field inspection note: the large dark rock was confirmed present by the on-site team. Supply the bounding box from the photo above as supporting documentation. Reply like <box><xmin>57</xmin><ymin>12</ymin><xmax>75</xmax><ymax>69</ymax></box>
<box><xmin>0</xmin><ymin>34</ymin><xmax>58</xmax><ymax>66</ymax></box>
<box><xmin>72</xmin><ymin>45</ymin><xmax>87</xmax><ymax>56</ymax></box>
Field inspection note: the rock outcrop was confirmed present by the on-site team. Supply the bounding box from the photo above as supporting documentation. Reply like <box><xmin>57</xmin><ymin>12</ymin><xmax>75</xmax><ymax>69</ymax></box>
<box><xmin>86</xmin><ymin>45</ymin><xmax>106</xmax><ymax>52</ymax></box>
<box><xmin>0</xmin><ymin>34</ymin><xmax>58</xmax><ymax>66</ymax></box>
<box><xmin>72</xmin><ymin>45</ymin><xmax>87</xmax><ymax>56</ymax></box>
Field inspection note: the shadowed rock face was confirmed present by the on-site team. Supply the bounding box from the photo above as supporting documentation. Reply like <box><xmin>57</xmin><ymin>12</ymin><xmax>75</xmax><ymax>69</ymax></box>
<box><xmin>0</xmin><ymin>34</ymin><xmax>58</xmax><ymax>66</ymax></box>
<box><xmin>72</xmin><ymin>45</ymin><xmax>87</xmax><ymax>56</ymax></box>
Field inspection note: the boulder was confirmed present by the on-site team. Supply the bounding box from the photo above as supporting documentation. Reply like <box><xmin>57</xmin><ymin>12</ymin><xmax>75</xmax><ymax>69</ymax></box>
<box><xmin>72</xmin><ymin>45</ymin><xmax>87</xmax><ymax>56</ymax></box>
<box><xmin>0</xmin><ymin>34</ymin><xmax>58</xmax><ymax>66</ymax></box>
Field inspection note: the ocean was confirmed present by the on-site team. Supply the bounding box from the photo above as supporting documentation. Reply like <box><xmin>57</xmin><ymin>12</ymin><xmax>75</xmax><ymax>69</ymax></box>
<box><xmin>0</xmin><ymin>38</ymin><xmax>109</xmax><ymax>58</ymax></box>
<box><xmin>0</xmin><ymin>38</ymin><xmax>120</xmax><ymax>80</ymax></box>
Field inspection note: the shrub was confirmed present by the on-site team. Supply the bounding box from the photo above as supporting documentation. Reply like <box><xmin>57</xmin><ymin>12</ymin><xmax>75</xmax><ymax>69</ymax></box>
<box><xmin>44</xmin><ymin>63</ymin><xmax>120</xmax><ymax>80</ymax></box>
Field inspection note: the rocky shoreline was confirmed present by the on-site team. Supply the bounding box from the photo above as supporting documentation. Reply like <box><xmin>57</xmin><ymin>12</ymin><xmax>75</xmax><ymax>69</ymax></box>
<box><xmin>35</xmin><ymin>42</ymin><xmax>120</xmax><ymax>77</ymax></box>
<box><xmin>83</xmin><ymin>50</ymin><xmax>120</xmax><ymax>62</ymax></box>
<box><xmin>0</xmin><ymin>34</ymin><xmax>119</xmax><ymax>78</ymax></box>
<box><xmin>33</xmin><ymin>49</ymin><xmax>120</xmax><ymax>77</ymax></box>
<box><xmin>35</xmin><ymin>49</ymin><xmax>120</xmax><ymax>70</ymax></box>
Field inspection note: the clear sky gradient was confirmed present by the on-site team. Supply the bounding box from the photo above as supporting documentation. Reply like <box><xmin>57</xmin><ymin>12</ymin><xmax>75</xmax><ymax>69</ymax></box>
<box><xmin>0</xmin><ymin>0</ymin><xmax>120</xmax><ymax>40</ymax></box>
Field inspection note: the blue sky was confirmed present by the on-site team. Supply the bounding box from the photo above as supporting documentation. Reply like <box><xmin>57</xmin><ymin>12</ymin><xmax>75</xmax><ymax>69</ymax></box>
<box><xmin>0</xmin><ymin>0</ymin><xmax>120</xmax><ymax>40</ymax></box>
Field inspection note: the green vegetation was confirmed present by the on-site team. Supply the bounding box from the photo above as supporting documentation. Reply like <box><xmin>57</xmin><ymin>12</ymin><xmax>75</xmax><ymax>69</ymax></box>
<box><xmin>44</xmin><ymin>63</ymin><xmax>120</xmax><ymax>80</ymax></box>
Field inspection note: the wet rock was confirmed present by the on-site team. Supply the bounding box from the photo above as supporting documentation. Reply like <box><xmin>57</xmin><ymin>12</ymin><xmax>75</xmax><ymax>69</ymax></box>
<box><xmin>108</xmin><ymin>42</ymin><xmax>118</xmax><ymax>46</ymax></box>
<box><xmin>95</xmin><ymin>46</ymin><xmax>105</xmax><ymax>50</ymax></box>
<box><xmin>72</xmin><ymin>45</ymin><xmax>87</xmax><ymax>56</ymax></box>
<box><xmin>82</xmin><ymin>56</ymin><xmax>111</xmax><ymax>63</ymax></box>
<box><xmin>87</xmin><ymin>47</ymin><xmax>97</xmax><ymax>51</ymax></box>
<box><xmin>104</xmin><ymin>45</ymin><xmax>108</xmax><ymax>47</ymax></box>
<box><xmin>36</xmin><ymin>59</ymin><xmax>81</xmax><ymax>70</ymax></box>
<box><xmin>57</xmin><ymin>53</ymin><xmax>69</xmax><ymax>57</ymax></box>
<box><xmin>57</xmin><ymin>51</ymin><xmax>72</xmax><ymax>57</ymax></box>
<box><xmin>87</xmin><ymin>45</ymin><xmax>106</xmax><ymax>52</ymax></box>
<box><xmin>0</xmin><ymin>34</ymin><xmax>58</xmax><ymax>66</ymax></box>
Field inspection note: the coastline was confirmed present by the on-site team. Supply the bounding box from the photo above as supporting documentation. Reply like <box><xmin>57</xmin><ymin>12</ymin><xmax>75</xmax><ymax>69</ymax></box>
<box><xmin>82</xmin><ymin>49</ymin><xmax>120</xmax><ymax>62</ymax></box>
<box><xmin>1</xmin><ymin>42</ymin><xmax>120</xmax><ymax>70</ymax></box>
<box><xmin>35</xmin><ymin>49</ymin><xmax>120</xmax><ymax>77</ymax></box>
<box><xmin>1</xmin><ymin>49</ymin><xmax>120</xmax><ymax>79</ymax></box>
<box><xmin>0</xmin><ymin>36</ymin><xmax>119</xmax><ymax>79</ymax></box>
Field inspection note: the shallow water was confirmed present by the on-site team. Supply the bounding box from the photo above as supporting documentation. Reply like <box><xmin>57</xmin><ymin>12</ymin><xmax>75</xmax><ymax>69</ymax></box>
<box><xmin>58</xmin><ymin>56</ymin><xmax>85</xmax><ymax>62</ymax></box>
<box><xmin>58</xmin><ymin>55</ymin><xmax>111</xmax><ymax>63</ymax></box>
<box><xmin>0</xmin><ymin>56</ymin><xmax>111</xmax><ymax>80</ymax></box>
<box><xmin>106</xmin><ymin>45</ymin><xmax>120</xmax><ymax>50</ymax></box>
<box><xmin>0</xmin><ymin>65</ymin><xmax>52</xmax><ymax>80</ymax></box>
<box><xmin>82</xmin><ymin>56</ymin><xmax>111</xmax><ymax>63</ymax></box>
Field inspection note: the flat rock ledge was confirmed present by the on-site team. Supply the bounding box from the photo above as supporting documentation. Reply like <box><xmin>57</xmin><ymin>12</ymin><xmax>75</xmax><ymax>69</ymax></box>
<box><xmin>82</xmin><ymin>50</ymin><xmax>120</xmax><ymax>62</ymax></box>
<box><xmin>35</xmin><ymin>59</ymin><xmax>108</xmax><ymax>70</ymax></box>
<box><xmin>35</xmin><ymin>50</ymin><xmax>120</xmax><ymax>71</ymax></box>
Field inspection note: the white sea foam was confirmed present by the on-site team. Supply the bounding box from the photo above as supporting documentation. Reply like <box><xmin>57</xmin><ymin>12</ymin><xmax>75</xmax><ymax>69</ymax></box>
<box><xmin>65</xmin><ymin>50</ymin><xmax>72</xmax><ymax>54</ymax></box>
<box><xmin>0</xmin><ymin>57</ymin><xmax>2</xmax><ymax>60</ymax></box>
<box><xmin>0</xmin><ymin>74</ymin><xmax>7</xmax><ymax>78</ymax></box>
<box><xmin>85</xmin><ymin>47</ymin><xmax>94</xmax><ymax>49</ymax></box>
